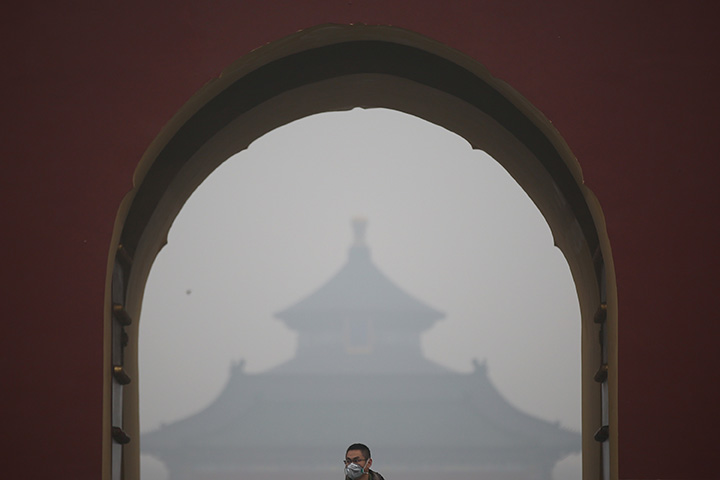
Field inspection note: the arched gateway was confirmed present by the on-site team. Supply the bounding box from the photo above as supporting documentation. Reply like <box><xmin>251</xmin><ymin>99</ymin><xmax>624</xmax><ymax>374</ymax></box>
<box><xmin>107</xmin><ymin>24</ymin><xmax>615</xmax><ymax>480</ymax></box>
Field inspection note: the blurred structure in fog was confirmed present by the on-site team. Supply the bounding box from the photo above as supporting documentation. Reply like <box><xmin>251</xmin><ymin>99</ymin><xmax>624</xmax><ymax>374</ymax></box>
<box><xmin>142</xmin><ymin>219</ymin><xmax>579</xmax><ymax>480</ymax></box>
<box><xmin>139</xmin><ymin>108</ymin><xmax>582</xmax><ymax>480</ymax></box>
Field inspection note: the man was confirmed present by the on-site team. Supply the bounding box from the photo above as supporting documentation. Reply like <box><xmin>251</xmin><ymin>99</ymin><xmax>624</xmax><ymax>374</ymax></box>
<box><xmin>344</xmin><ymin>443</ymin><xmax>385</xmax><ymax>480</ymax></box>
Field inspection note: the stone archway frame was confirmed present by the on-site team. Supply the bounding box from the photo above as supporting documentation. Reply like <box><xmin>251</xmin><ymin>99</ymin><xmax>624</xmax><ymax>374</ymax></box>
<box><xmin>105</xmin><ymin>24</ymin><xmax>617</xmax><ymax>480</ymax></box>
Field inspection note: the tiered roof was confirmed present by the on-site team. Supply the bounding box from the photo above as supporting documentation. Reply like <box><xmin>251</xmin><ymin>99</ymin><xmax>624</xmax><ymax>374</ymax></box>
<box><xmin>142</xmin><ymin>219</ymin><xmax>580</xmax><ymax>480</ymax></box>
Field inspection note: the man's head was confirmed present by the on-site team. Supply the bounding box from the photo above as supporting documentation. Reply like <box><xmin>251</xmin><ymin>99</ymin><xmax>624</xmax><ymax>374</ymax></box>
<box><xmin>344</xmin><ymin>443</ymin><xmax>372</xmax><ymax>478</ymax></box>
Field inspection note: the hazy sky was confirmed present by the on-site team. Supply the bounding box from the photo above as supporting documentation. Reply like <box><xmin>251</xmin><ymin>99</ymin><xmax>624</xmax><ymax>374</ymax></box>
<box><xmin>138</xmin><ymin>108</ymin><xmax>581</xmax><ymax>478</ymax></box>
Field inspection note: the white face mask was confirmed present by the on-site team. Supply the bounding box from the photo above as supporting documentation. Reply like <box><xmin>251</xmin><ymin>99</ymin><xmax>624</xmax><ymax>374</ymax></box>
<box><xmin>344</xmin><ymin>462</ymin><xmax>366</xmax><ymax>479</ymax></box>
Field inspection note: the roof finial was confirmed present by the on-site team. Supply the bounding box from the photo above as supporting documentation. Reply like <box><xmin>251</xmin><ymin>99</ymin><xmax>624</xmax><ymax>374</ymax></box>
<box><xmin>352</xmin><ymin>216</ymin><xmax>368</xmax><ymax>246</ymax></box>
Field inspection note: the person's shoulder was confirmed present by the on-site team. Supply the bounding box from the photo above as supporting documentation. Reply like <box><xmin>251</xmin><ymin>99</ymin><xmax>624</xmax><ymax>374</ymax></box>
<box><xmin>370</xmin><ymin>470</ymin><xmax>386</xmax><ymax>480</ymax></box>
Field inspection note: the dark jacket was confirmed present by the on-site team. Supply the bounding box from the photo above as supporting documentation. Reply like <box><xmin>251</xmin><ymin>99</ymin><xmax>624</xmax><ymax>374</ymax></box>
<box><xmin>369</xmin><ymin>470</ymin><xmax>385</xmax><ymax>480</ymax></box>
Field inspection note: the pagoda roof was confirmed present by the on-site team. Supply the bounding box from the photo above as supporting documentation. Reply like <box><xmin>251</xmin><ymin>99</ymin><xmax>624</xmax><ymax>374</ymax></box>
<box><xmin>142</xmin><ymin>363</ymin><xmax>580</xmax><ymax>469</ymax></box>
<box><xmin>275</xmin><ymin>219</ymin><xmax>444</xmax><ymax>329</ymax></box>
<box><xmin>140</xmin><ymin>219</ymin><xmax>580</xmax><ymax>477</ymax></box>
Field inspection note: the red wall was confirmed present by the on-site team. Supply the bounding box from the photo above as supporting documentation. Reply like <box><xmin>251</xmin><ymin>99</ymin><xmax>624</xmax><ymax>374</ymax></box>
<box><xmin>3</xmin><ymin>1</ymin><xmax>719</xmax><ymax>478</ymax></box>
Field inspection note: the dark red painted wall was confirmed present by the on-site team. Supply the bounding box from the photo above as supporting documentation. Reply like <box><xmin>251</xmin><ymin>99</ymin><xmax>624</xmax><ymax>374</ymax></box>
<box><xmin>3</xmin><ymin>1</ymin><xmax>719</xmax><ymax>479</ymax></box>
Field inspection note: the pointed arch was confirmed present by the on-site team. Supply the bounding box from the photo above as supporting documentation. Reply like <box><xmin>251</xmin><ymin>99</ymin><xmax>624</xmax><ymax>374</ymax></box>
<box><xmin>105</xmin><ymin>24</ymin><xmax>616</xmax><ymax>480</ymax></box>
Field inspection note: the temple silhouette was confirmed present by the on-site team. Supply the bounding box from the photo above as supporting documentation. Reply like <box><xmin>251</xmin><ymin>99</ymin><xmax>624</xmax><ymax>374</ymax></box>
<box><xmin>142</xmin><ymin>218</ymin><xmax>580</xmax><ymax>480</ymax></box>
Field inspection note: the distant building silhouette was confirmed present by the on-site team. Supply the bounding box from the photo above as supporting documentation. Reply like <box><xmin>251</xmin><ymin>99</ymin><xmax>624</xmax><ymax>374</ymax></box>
<box><xmin>142</xmin><ymin>218</ymin><xmax>580</xmax><ymax>480</ymax></box>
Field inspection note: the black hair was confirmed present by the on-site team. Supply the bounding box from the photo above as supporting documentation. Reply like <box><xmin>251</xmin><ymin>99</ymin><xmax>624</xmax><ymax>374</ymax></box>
<box><xmin>346</xmin><ymin>443</ymin><xmax>371</xmax><ymax>460</ymax></box>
